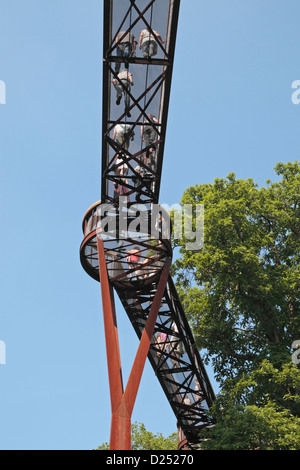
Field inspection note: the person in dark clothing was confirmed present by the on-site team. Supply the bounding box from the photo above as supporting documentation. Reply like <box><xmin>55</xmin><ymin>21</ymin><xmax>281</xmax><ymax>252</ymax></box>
<box><xmin>141</xmin><ymin>114</ymin><xmax>159</xmax><ymax>157</ymax></box>
<box><xmin>114</xmin><ymin>31</ymin><xmax>137</xmax><ymax>73</ymax></box>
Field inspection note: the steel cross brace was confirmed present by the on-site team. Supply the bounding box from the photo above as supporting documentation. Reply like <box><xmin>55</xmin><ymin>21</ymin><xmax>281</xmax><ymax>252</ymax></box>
<box><xmin>97</xmin><ymin>236</ymin><xmax>171</xmax><ymax>450</ymax></box>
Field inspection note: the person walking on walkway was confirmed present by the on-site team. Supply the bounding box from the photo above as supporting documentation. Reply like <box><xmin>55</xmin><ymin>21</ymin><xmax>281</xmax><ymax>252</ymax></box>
<box><xmin>139</xmin><ymin>27</ymin><xmax>165</xmax><ymax>58</ymax></box>
<box><xmin>112</xmin><ymin>69</ymin><xmax>134</xmax><ymax>117</ymax></box>
<box><xmin>114</xmin><ymin>31</ymin><xmax>137</xmax><ymax>73</ymax></box>
<box><xmin>113</xmin><ymin>123</ymin><xmax>135</xmax><ymax>151</ymax></box>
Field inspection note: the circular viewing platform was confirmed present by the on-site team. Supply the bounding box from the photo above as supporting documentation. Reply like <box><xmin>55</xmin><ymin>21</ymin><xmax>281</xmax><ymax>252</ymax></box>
<box><xmin>80</xmin><ymin>201</ymin><xmax>172</xmax><ymax>289</ymax></box>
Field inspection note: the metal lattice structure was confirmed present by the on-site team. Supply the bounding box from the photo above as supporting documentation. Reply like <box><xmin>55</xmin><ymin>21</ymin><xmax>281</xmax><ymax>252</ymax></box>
<box><xmin>80</xmin><ymin>0</ymin><xmax>215</xmax><ymax>450</ymax></box>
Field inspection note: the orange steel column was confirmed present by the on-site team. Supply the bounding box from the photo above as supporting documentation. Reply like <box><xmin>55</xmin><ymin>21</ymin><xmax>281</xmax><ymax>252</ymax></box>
<box><xmin>97</xmin><ymin>236</ymin><xmax>171</xmax><ymax>450</ymax></box>
<box><xmin>97</xmin><ymin>237</ymin><xmax>125</xmax><ymax>447</ymax></box>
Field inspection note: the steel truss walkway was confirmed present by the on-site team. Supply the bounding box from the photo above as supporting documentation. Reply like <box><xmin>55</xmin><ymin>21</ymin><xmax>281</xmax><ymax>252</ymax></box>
<box><xmin>80</xmin><ymin>0</ymin><xmax>215</xmax><ymax>450</ymax></box>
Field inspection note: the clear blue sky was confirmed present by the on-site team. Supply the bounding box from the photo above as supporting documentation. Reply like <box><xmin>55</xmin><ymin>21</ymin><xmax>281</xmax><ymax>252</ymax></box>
<box><xmin>0</xmin><ymin>0</ymin><xmax>299</xmax><ymax>450</ymax></box>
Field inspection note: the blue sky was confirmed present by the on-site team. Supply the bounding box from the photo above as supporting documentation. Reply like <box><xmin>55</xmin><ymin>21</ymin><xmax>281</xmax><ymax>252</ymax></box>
<box><xmin>0</xmin><ymin>0</ymin><xmax>299</xmax><ymax>450</ymax></box>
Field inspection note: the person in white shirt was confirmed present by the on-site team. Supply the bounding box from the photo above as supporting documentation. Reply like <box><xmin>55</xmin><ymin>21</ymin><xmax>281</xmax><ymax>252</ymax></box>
<box><xmin>139</xmin><ymin>27</ymin><xmax>165</xmax><ymax>58</ymax></box>
<box><xmin>112</xmin><ymin>69</ymin><xmax>134</xmax><ymax>117</ymax></box>
<box><xmin>113</xmin><ymin>123</ymin><xmax>135</xmax><ymax>151</ymax></box>
<box><xmin>115</xmin><ymin>153</ymin><xmax>129</xmax><ymax>177</ymax></box>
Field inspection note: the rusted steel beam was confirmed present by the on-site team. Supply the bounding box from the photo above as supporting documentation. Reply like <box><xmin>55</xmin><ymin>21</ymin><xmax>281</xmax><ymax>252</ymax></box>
<box><xmin>97</xmin><ymin>234</ymin><xmax>171</xmax><ymax>449</ymax></box>
<box><xmin>97</xmin><ymin>237</ymin><xmax>124</xmax><ymax>412</ymax></box>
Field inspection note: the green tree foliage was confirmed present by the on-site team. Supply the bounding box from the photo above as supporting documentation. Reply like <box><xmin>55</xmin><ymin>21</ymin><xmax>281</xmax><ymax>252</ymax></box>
<box><xmin>171</xmin><ymin>161</ymin><xmax>300</xmax><ymax>449</ymax></box>
<box><xmin>96</xmin><ymin>422</ymin><xmax>178</xmax><ymax>451</ymax></box>
<box><xmin>172</xmin><ymin>161</ymin><xmax>300</xmax><ymax>381</ymax></box>
<box><xmin>199</xmin><ymin>361</ymin><xmax>300</xmax><ymax>450</ymax></box>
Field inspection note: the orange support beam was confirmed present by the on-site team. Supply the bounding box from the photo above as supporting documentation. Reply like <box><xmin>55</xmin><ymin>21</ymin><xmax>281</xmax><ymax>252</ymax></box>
<box><xmin>97</xmin><ymin>236</ymin><xmax>171</xmax><ymax>450</ymax></box>
<box><xmin>97</xmin><ymin>237</ymin><xmax>124</xmax><ymax>411</ymax></box>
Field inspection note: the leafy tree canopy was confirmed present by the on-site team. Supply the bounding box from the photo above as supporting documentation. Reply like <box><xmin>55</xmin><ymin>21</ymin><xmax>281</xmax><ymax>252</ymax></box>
<box><xmin>172</xmin><ymin>161</ymin><xmax>300</xmax><ymax>382</ymax></box>
<box><xmin>199</xmin><ymin>360</ymin><xmax>300</xmax><ymax>450</ymax></box>
<box><xmin>171</xmin><ymin>161</ymin><xmax>300</xmax><ymax>449</ymax></box>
